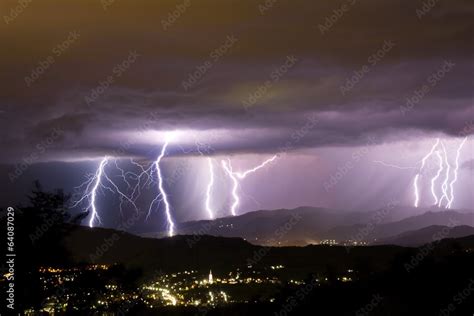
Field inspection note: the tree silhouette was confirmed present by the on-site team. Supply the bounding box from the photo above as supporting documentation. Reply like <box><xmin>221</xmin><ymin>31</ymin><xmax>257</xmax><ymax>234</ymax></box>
<box><xmin>11</xmin><ymin>181</ymin><xmax>73</xmax><ymax>311</ymax></box>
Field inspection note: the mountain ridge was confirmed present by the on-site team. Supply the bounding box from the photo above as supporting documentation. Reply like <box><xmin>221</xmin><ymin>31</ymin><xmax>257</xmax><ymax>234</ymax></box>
<box><xmin>140</xmin><ymin>206</ymin><xmax>474</xmax><ymax>246</ymax></box>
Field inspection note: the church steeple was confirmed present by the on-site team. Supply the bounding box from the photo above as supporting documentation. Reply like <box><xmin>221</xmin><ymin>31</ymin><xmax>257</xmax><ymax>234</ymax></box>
<box><xmin>209</xmin><ymin>270</ymin><xmax>213</xmax><ymax>284</ymax></box>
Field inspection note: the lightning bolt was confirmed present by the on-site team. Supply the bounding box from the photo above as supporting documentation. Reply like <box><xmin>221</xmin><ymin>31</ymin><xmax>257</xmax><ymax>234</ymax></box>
<box><xmin>87</xmin><ymin>158</ymin><xmax>108</xmax><ymax>227</ymax></box>
<box><xmin>447</xmin><ymin>137</ymin><xmax>468</xmax><ymax>209</ymax></box>
<box><xmin>420</xmin><ymin>138</ymin><xmax>440</xmax><ymax>169</ymax></box>
<box><xmin>430</xmin><ymin>151</ymin><xmax>443</xmax><ymax>205</ymax></box>
<box><xmin>128</xmin><ymin>159</ymin><xmax>156</xmax><ymax>202</ymax></box>
<box><xmin>373</xmin><ymin>160</ymin><xmax>417</xmax><ymax>170</ymax></box>
<box><xmin>222</xmin><ymin>159</ymin><xmax>240</xmax><ymax>216</ymax></box>
<box><xmin>413</xmin><ymin>174</ymin><xmax>421</xmax><ymax>208</ymax></box>
<box><xmin>222</xmin><ymin>155</ymin><xmax>277</xmax><ymax>216</ymax></box>
<box><xmin>189</xmin><ymin>136</ymin><xmax>217</xmax><ymax>220</ymax></box>
<box><xmin>413</xmin><ymin>138</ymin><xmax>440</xmax><ymax>208</ymax></box>
<box><xmin>114</xmin><ymin>159</ymin><xmax>133</xmax><ymax>190</ymax></box>
<box><xmin>438</xmin><ymin>142</ymin><xmax>451</xmax><ymax>208</ymax></box>
<box><xmin>149</xmin><ymin>137</ymin><xmax>175</xmax><ymax>237</ymax></box>
<box><xmin>234</xmin><ymin>156</ymin><xmax>277</xmax><ymax>179</ymax></box>
<box><xmin>73</xmin><ymin>157</ymin><xmax>138</xmax><ymax>228</ymax></box>
<box><xmin>205</xmin><ymin>157</ymin><xmax>215</xmax><ymax>219</ymax></box>
<box><xmin>102</xmin><ymin>170</ymin><xmax>139</xmax><ymax>215</ymax></box>
<box><xmin>392</xmin><ymin>137</ymin><xmax>468</xmax><ymax>209</ymax></box>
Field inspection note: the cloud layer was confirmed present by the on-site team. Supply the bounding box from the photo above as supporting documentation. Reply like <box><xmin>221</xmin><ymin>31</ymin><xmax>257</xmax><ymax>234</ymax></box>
<box><xmin>0</xmin><ymin>0</ymin><xmax>472</xmax><ymax>162</ymax></box>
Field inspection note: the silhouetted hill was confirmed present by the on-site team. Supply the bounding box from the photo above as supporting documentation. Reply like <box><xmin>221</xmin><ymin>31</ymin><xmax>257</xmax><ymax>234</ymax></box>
<box><xmin>325</xmin><ymin>210</ymin><xmax>474</xmax><ymax>243</ymax></box>
<box><xmin>62</xmin><ymin>225</ymin><xmax>253</xmax><ymax>275</ymax></box>
<box><xmin>143</xmin><ymin>207</ymin><xmax>473</xmax><ymax>246</ymax></box>
<box><xmin>376</xmin><ymin>225</ymin><xmax>474</xmax><ymax>246</ymax></box>
<box><xmin>54</xmin><ymin>224</ymin><xmax>474</xmax><ymax>279</ymax></box>
<box><xmin>56</xmin><ymin>224</ymin><xmax>409</xmax><ymax>277</ymax></box>
<box><xmin>24</xmin><ymin>225</ymin><xmax>474</xmax><ymax>316</ymax></box>
<box><xmin>164</xmin><ymin>207</ymin><xmax>361</xmax><ymax>245</ymax></box>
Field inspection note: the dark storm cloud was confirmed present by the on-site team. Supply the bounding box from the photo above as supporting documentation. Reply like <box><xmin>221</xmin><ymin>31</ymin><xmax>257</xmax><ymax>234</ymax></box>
<box><xmin>0</xmin><ymin>0</ymin><xmax>472</xmax><ymax>162</ymax></box>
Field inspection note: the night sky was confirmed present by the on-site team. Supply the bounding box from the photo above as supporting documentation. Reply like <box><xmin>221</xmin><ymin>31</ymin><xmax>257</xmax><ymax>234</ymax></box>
<box><xmin>1</xmin><ymin>0</ymin><xmax>472</xmax><ymax>232</ymax></box>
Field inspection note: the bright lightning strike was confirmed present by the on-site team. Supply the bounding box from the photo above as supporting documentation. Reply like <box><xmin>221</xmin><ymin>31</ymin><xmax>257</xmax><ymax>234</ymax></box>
<box><xmin>413</xmin><ymin>138</ymin><xmax>440</xmax><ymax>208</ymax></box>
<box><xmin>222</xmin><ymin>156</ymin><xmax>277</xmax><ymax>216</ymax></box>
<box><xmin>235</xmin><ymin>156</ymin><xmax>277</xmax><ymax>179</ymax></box>
<box><xmin>447</xmin><ymin>137</ymin><xmax>468</xmax><ymax>209</ymax></box>
<box><xmin>72</xmin><ymin>157</ymin><xmax>110</xmax><ymax>228</ymax></box>
<box><xmin>128</xmin><ymin>159</ymin><xmax>156</xmax><ymax>203</ymax></box>
<box><xmin>406</xmin><ymin>137</ymin><xmax>468</xmax><ymax>209</ymax></box>
<box><xmin>149</xmin><ymin>137</ymin><xmax>175</xmax><ymax>237</ymax></box>
<box><xmin>73</xmin><ymin>157</ymin><xmax>139</xmax><ymax>228</ymax></box>
<box><xmin>103</xmin><ymin>170</ymin><xmax>139</xmax><ymax>215</ymax></box>
<box><xmin>222</xmin><ymin>159</ymin><xmax>240</xmax><ymax>216</ymax></box>
<box><xmin>438</xmin><ymin>142</ymin><xmax>451</xmax><ymax>208</ymax></box>
<box><xmin>421</xmin><ymin>139</ymin><xmax>440</xmax><ymax>169</ymax></box>
<box><xmin>430</xmin><ymin>151</ymin><xmax>443</xmax><ymax>205</ymax></box>
<box><xmin>189</xmin><ymin>136</ymin><xmax>217</xmax><ymax>220</ymax></box>
<box><xmin>88</xmin><ymin>158</ymin><xmax>108</xmax><ymax>227</ymax></box>
<box><xmin>413</xmin><ymin>174</ymin><xmax>420</xmax><ymax>208</ymax></box>
<box><xmin>205</xmin><ymin>157</ymin><xmax>215</xmax><ymax>219</ymax></box>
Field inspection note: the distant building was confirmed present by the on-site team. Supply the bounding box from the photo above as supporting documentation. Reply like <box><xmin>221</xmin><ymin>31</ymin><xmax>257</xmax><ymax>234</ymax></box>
<box><xmin>209</xmin><ymin>270</ymin><xmax>213</xmax><ymax>284</ymax></box>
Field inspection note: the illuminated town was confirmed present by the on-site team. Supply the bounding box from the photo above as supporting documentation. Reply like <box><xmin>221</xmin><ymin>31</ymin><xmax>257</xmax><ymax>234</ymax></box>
<box><xmin>19</xmin><ymin>263</ymin><xmax>356</xmax><ymax>314</ymax></box>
